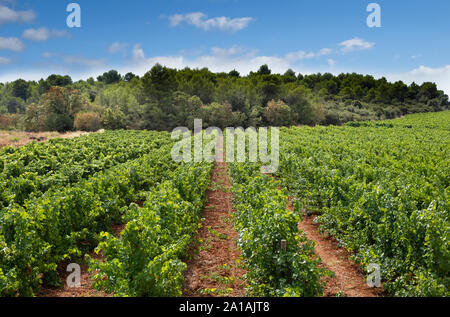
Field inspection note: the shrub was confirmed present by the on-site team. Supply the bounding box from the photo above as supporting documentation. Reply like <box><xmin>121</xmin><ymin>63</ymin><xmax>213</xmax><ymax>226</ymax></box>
<box><xmin>0</xmin><ymin>115</ymin><xmax>13</xmax><ymax>130</ymax></box>
<box><xmin>265</xmin><ymin>100</ymin><xmax>292</xmax><ymax>126</ymax></box>
<box><xmin>74</xmin><ymin>112</ymin><xmax>102</xmax><ymax>131</ymax></box>
<box><xmin>45</xmin><ymin>113</ymin><xmax>73</xmax><ymax>132</ymax></box>
<box><xmin>324</xmin><ymin>112</ymin><xmax>341</xmax><ymax>125</ymax></box>
<box><xmin>102</xmin><ymin>106</ymin><xmax>126</xmax><ymax>130</ymax></box>
<box><xmin>24</xmin><ymin>103</ymin><xmax>46</xmax><ymax>132</ymax></box>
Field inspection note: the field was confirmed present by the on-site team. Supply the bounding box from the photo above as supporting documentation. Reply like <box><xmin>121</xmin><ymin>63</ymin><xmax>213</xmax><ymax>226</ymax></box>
<box><xmin>277</xmin><ymin>111</ymin><xmax>449</xmax><ymax>296</ymax></box>
<box><xmin>0</xmin><ymin>130</ymin><xmax>93</xmax><ymax>150</ymax></box>
<box><xmin>0</xmin><ymin>111</ymin><xmax>448</xmax><ymax>297</ymax></box>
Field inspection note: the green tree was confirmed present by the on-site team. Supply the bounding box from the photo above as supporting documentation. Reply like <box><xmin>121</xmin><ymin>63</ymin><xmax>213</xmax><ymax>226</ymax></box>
<box><xmin>257</xmin><ymin>64</ymin><xmax>272</xmax><ymax>75</ymax></box>
<box><xmin>142</xmin><ymin>64</ymin><xmax>177</xmax><ymax>102</ymax></box>
<box><xmin>42</xmin><ymin>87</ymin><xmax>86</xmax><ymax>117</ymax></box>
<box><xmin>283</xmin><ymin>69</ymin><xmax>297</xmax><ymax>83</ymax></box>
<box><xmin>188</xmin><ymin>73</ymin><xmax>215</xmax><ymax>104</ymax></box>
<box><xmin>228</xmin><ymin>69</ymin><xmax>240</xmax><ymax>78</ymax></box>
<box><xmin>102</xmin><ymin>105</ymin><xmax>126</xmax><ymax>130</ymax></box>
<box><xmin>97</xmin><ymin>70</ymin><xmax>122</xmax><ymax>84</ymax></box>
<box><xmin>124</xmin><ymin>72</ymin><xmax>137</xmax><ymax>82</ymax></box>
<box><xmin>12</xmin><ymin>79</ymin><xmax>30</xmax><ymax>101</ymax></box>
<box><xmin>47</xmin><ymin>74</ymin><xmax>73</xmax><ymax>87</ymax></box>
<box><xmin>201</xmin><ymin>102</ymin><xmax>235</xmax><ymax>129</ymax></box>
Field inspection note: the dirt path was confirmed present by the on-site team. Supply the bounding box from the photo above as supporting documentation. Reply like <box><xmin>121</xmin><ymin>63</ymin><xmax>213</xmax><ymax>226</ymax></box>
<box><xmin>38</xmin><ymin>253</ymin><xmax>110</xmax><ymax>298</ymax></box>
<box><xmin>39</xmin><ymin>223</ymin><xmax>124</xmax><ymax>297</ymax></box>
<box><xmin>288</xmin><ymin>203</ymin><xmax>385</xmax><ymax>297</ymax></box>
<box><xmin>182</xmin><ymin>136</ymin><xmax>247</xmax><ymax>297</ymax></box>
<box><xmin>0</xmin><ymin>130</ymin><xmax>98</xmax><ymax>149</ymax></box>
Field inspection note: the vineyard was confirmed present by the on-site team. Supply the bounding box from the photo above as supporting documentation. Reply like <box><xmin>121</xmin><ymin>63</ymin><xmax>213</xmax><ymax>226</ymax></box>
<box><xmin>0</xmin><ymin>111</ymin><xmax>448</xmax><ymax>297</ymax></box>
<box><xmin>0</xmin><ymin>130</ymin><xmax>213</xmax><ymax>296</ymax></box>
<box><xmin>277</xmin><ymin>111</ymin><xmax>449</xmax><ymax>296</ymax></box>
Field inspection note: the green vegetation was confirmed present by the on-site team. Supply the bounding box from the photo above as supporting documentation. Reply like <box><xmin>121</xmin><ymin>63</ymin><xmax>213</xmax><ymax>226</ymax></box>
<box><xmin>0</xmin><ymin>110</ymin><xmax>447</xmax><ymax>298</ymax></box>
<box><xmin>0</xmin><ymin>65</ymin><xmax>448</xmax><ymax>132</ymax></box>
<box><xmin>89</xmin><ymin>162</ymin><xmax>212</xmax><ymax>296</ymax></box>
<box><xmin>0</xmin><ymin>130</ymin><xmax>173</xmax><ymax>208</ymax></box>
<box><xmin>228</xmin><ymin>161</ymin><xmax>326</xmax><ymax>296</ymax></box>
<box><xmin>277</xmin><ymin>111</ymin><xmax>449</xmax><ymax>296</ymax></box>
<box><xmin>0</xmin><ymin>131</ymin><xmax>179</xmax><ymax>296</ymax></box>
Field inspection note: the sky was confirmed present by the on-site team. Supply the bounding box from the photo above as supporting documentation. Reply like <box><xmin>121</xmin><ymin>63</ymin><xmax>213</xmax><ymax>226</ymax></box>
<box><xmin>0</xmin><ymin>0</ymin><xmax>449</xmax><ymax>94</ymax></box>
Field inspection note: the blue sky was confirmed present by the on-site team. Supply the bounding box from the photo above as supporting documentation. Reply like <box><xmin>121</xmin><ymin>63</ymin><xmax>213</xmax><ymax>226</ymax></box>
<box><xmin>0</xmin><ymin>0</ymin><xmax>449</xmax><ymax>94</ymax></box>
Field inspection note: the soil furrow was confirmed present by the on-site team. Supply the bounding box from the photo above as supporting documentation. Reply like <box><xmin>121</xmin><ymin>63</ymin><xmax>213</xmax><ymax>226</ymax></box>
<box><xmin>182</xmin><ymin>136</ymin><xmax>246</xmax><ymax>297</ymax></box>
<box><xmin>291</xmin><ymin>205</ymin><xmax>385</xmax><ymax>297</ymax></box>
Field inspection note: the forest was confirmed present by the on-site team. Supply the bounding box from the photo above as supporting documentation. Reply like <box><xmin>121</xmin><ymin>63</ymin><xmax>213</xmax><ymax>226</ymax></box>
<box><xmin>0</xmin><ymin>64</ymin><xmax>448</xmax><ymax>132</ymax></box>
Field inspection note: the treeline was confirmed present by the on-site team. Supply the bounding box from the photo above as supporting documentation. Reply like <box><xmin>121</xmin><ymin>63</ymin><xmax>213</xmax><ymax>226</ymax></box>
<box><xmin>0</xmin><ymin>64</ymin><xmax>448</xmax><ymax>132</ymax></box>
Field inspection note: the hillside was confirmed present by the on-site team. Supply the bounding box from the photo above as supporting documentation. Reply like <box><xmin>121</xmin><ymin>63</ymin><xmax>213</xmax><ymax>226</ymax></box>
<box><xmin>1</xmin><ymin>65</ymin><xmax>448</xmax><ymax>132</ymax></box>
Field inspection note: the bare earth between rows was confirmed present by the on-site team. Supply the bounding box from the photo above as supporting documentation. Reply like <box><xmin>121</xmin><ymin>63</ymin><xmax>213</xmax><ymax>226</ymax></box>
<box><xmin>182</xmin><ymin>136</ymin><xmax>247</xmax><ymax>297</ymax></box>
<box><xmin>288</xmin><ymin>203</ymin><xmax>385</xmax><ymax>297</ymax></box>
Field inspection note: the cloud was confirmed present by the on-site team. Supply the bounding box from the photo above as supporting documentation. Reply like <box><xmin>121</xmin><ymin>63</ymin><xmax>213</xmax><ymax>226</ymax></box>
<box><xmin>118</xmin><ymin>46</ymin><xmax>294</xmax><ymax>76</ymax></box>
<box><xmin>328</xmin><ymin>59</ymin><xmax>336</xmax><ymax>67</ymax></box>
<box><xmin>108</xmin><ymin>42</ymin><xmax>127</xmax><ymax>54</ymax></box>
<box><xmin>0</xmin><ymin>4</ymin><xmax>35</xmax><ymax>25</ymax></box>
<box><xmin>63</xmin><ymin>55</ymin><xmax>104</xmax><ymax>68</ymax></box>
<box><xmin>211</xmin><ymin>46</ymin><xmax>247</xmax><ymax>57</ymax></box>
<box><xmin>39</xmin><ymin>51</ymin><xmax>104</xmax><ymax>69</ymax></box>
<box><xmin>386</xmin><ymin>65</ymin><xmax>450</xmax><ymax>96</ymax></box>
<box><xmin>0</xmin><ymin>56</ymin><xmax>11</xmax><ymax>64</ymax></box>
<box><xmin>285</xmin><ymin>48</ymin><xmax>332</xmax><ymax>62</ymax></box>
<box><xmin>0</xmin><ymin>36</ymin><xmax>25</xmax><ymax>52</ymax></box>
<box><xmin>22</xmin><ymin>28</ymin><xmax>69</xmax><ymax>42</ymax></box>
<box><xmin>285</xmin><ymin>51</ymin><xmax>316</xmax><ymax>61</ymax></box>
<box><xmin>339</xmin><ymin>37</ymin><xmax>375</xmax><ymax>53</ymax></box>
<box><xmin>41</xmin><ymin>52</ymin><xmax>56</xmax><ymax>58</ymax></box>
<box><xmin>131</xmin><ymin>44</ymin><xmax>145</xmax><ymax>62</ymax></box>
<box><xmin>168</xmin><ymin>12</ymin><xmax>253</xmax><ymax>32</ymax></box>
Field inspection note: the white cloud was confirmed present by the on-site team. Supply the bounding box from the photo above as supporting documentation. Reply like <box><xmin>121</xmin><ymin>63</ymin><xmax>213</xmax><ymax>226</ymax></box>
<box><xmin>63</xmin><ymin>55</ymin><xmax>104</xmax><ymax>68</ymax></box>
<box><xmin>0</xmin><ymin>4</ymin><xmax>35</xmax><ymax>25</ymax></box>
<box><xmin>117</xmin><ymin>46</ymin><xmax>294</xmax><ymax>77</ymax></box>
<box><xmin>132</xmin><ymin>44</ymin><xmax>145</xmax><ymax>62</ymax></box>
<box><xmin>0</xmin><ymin>56</ymin><xmax>11</xmax><ymax>64</ymax></box>
<box><xmin>318</xmin><ymin>48</ymin><xmax>333</xmax><ymax>56</ymax></box>
<box><xmin>108</xmin><ymin>42</ymin><xmax>127</xmax><ymax>54</ymax></box>
<box><xmin>285</xmin><ymin>51</ymin><xmax>316</xmax><ymax>61</ymax></box>
<box><xmin>339</xmin><ymin>37</ymin><xmax>375</xmax><ymax>53</ymax></box>
<box><xmin>386</xmin><ymin>65</ymin><xmax>450</xmax><ymax>96</ymax></box>
<box><xmin>0</xmin><ymin>36</ymin><xmax>25</xmax><ymax>52</ymax></box>
<box><xmin>285</xmin><ymin>48</ymin><xmax>332</xmax><ymax>62</ymax></box>
<box><xmin>211</xmin><ymin>46</ymin><xmax>248</xmax><ymax>57</ymax></box>
<box><xmin>328</xmin><ymin>59</ymin><xmax>336</xmax><ymax>67</ymax></box>
<box><xmin>41</xmin><ymin>52</ymin><xmax>56</xmax><ymax>58</ymax></box>
<box><xmin>22</xmin><ymin>27</ymin><xmax>69</xmax><ymax>42</ymax></box>
<box><xmin>38</xmin><ymin>51</ymin><xmax>104</xmax><ymax>69</ymax></box>
<box><xmin>168</xmin><ymin>12</ymin><xmax>253</xmax><ymax>32</ymax></box>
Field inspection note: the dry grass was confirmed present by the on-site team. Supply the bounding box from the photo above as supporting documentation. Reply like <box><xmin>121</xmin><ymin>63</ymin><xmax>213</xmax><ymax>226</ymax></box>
<box><xmin>0</xmin><ymin>130</ymin><xmax>95</xmax><ymax>149</ymax></box>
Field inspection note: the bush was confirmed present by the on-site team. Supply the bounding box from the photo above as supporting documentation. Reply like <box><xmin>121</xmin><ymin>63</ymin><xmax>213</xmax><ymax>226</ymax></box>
<box><xmin>102</xmin><ymin>106</ymin><xmax>126</xmax><ymax>130</ymax></box>
<box><xmin>74</xmin><ymin>112</ymin><xmax>102</xmax><ymax>131</ymax></box>
<box><xmin>0</xmin><ymin>115</ymin><xmax>13</xmax><ymax>130</ymax></box>
<box><xmin>24</xmin><ymin>103</ymin><xmax>46</xmax><ymax>132</ymax></box>
<box><xmin>324</xmin><ymin>112</ymin><xmax>341</xmax><ymax>125</ymax></box>
<box><xmin>45</xmin><ymin>113</ymin><xmax>73</xmax><ymax>132</ymax></box>
<box><xmin>265</xmin><ymin>100</ymin><xmax>292</xmax><ymax>126</ymax></box>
